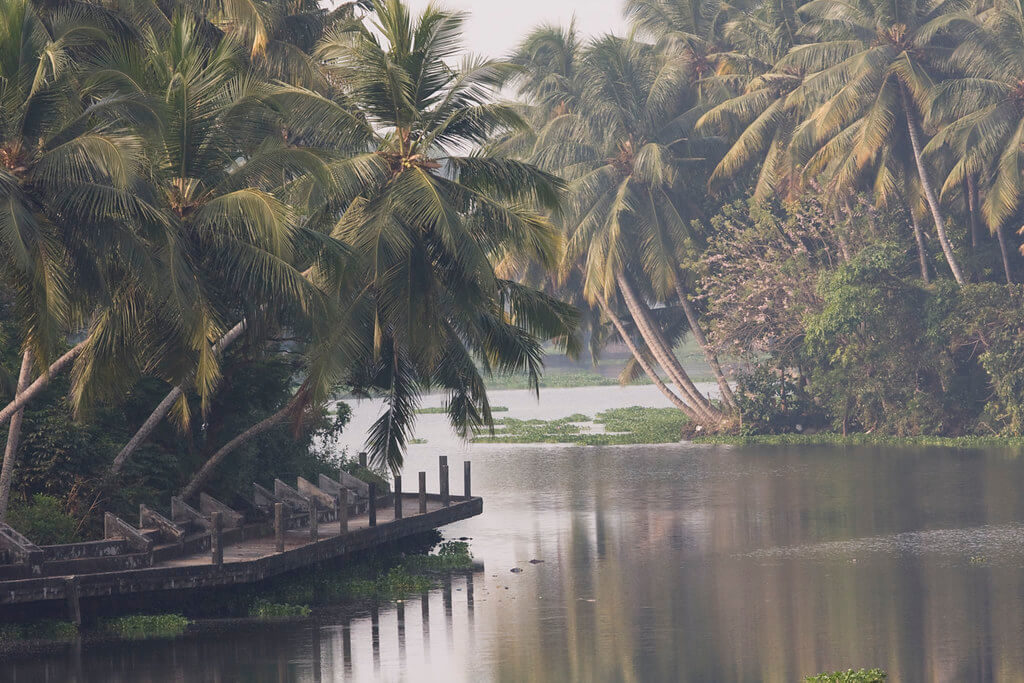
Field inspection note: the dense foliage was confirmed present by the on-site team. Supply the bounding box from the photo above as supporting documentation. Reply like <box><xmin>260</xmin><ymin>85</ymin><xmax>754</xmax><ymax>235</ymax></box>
<box><xmin>4</xmin><ymin>0</ymin><xmax>1024</xmax><ymax>534</ymax></box>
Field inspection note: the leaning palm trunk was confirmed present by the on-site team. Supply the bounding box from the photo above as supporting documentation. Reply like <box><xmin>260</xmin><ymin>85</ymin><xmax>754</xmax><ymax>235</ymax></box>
<box><xmin>107</xmin><ymin>319</ymin><xmax>249</xmax><ymax>478</ymax></box>
<box><xmin>597</xmin><ymin>295</ymin><xmax>701</xmax><ymax>421</ymax></box>
<box><xmin>615</xmin><ymin>274</ymin><xmax>721</xmax><ymax>423</ymax></box>
<box><xmin>180</xmin><ymin>400</ymin><xmax>297</xmax><ymax>500</ymax></box>
<box><xmin>671</xmin><ymin>276</ymin><xmax>737</xmax><ymax>411</ymax></box>
<box><xmin>910</xmin><ymin>209</ymin><xmax>930</xmax><ymax>283</ymax></box>
<box><xmin>998</xmin><ymin>223</ymin><xmax>1014</xmax><ymax>284</ymax></box>
<box><xmin>0</xmin><ymin>342</ymin><xmax>85</xmax><ymax>427</ymax></box>
<box><xmin>901</xmin><ymin>84</ymin><xmax>965</xmax><ymax>286</ymax></box>
<box><xmin>0</xmin><ymin>350</ymin><xmax>33</xmax><ymax>521</ymax></box>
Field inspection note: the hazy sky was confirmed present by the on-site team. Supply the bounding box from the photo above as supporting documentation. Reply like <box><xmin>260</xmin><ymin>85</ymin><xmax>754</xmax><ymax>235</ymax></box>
<box><xmin>401</xmin><ymin>1</ymin><xmax>629</xmax><ymax>58</ymax></box>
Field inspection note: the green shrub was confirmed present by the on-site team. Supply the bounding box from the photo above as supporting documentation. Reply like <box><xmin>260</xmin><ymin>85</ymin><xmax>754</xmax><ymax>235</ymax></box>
<box><xmin>6</xmin><ymin>494</ymin><xmax>78</xmax><ymax>545</ymax></box>
<box><xmin>100</xmin><ymin>614</ymin><xmax>190</xmax><ymax>639</ymax></box>
<box><xmin>804</xmin><ymin>668</ymin><xmax>886</xmax><ymax>682</ymax></box>
<box><xmin>249</xmin><ymin>600</ymin><xmax>312</xmax><ymax>618</ymax></box>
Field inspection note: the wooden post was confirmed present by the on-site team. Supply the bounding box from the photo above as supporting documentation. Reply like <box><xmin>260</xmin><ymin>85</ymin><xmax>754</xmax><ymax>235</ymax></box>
<box><xmin>441</xmin><ymin>465</ymin><xmax>450</xmax><ymax>507</ymax></box>
<box><xmin>358</xmin><ymin>451</ymin><xmax>367</xmax><ymax>469</ymax></box>
<box><xmin>338</xmin><ymin>489</ymin><xmax>348</xmax><ymax>534</ymax></box>
<box><xmin>65</xmin><ymin>576</ymin><xmax>82</xmax><ymax>626</ymax></box>
<box><xmin>368</xmin><ymin>483</ymin><xmax>377</xmax><ymax>526</ymax></box>
<box><xmin>464</xmin><ymin>461</ymin><xmax>471</xmax><ymax>500</ymax></box>
<box><xmin>418</xmin><ymin>471</ymin><xmax>427</xmax><ymax>514</ymax></box>
<box><xmin>309</xmin><ymin>499</ymin><xmax>318</xmax><ymax>541</ymax></box>
<box><xmin>274</xmin><ymin>503</ymin><xmax>284</xmax><ymax>553</ymax></box>
<box><xmin>211</xmin><ymin>512</ymin><xmax>223</xmax><ymax>566</ymax></box>
<box><xmin>439</xmin><ymin>456</ymin><xmax>449</xmax><ymax>507</ymax></box>
<box><xmin>394</xmin><ymin>476</ymin><xmax>403</xmax><ymax>519</ymax></box>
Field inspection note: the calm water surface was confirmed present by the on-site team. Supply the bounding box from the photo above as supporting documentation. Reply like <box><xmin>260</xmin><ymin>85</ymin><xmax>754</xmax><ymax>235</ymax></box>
<box><xmin>8</xmin><ymin>385</ymin><xmax>1024</xmax><ymax>682</ymax></box>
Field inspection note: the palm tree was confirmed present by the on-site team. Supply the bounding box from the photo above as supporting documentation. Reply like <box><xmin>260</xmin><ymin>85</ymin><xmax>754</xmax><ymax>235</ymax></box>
<box><xmin>778</xmin><ymin>0</ymin><xmax>970</xmax><ymax>284</ymax></box>
<box><xmin>0</xmin><ymin>0</ymin><xmax>155</xmax><ymax>519</ymax></box>
<box><xmin>295</xmin><ymin>0</ymin><xmax>580</xmax><ymax>469</ymax></box>
<box><xmin>519</xmin><ymin>33</ymin><xmax>731</xmax><ymax>422</ymax></box>
<box><xmin>83</xmin><ymin>14</ymin><xmax>333</xmax><ymax>477</ymax></box>
<box><xmin>925</xmin><ymin>5</ymin><xmax>1024</xmax><ymax>284</ymax></box>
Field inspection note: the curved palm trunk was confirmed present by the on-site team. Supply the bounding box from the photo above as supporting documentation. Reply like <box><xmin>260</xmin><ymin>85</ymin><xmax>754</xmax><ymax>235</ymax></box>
<box><xmin>671</xmin><ymin>275</ymin><xmax>737</xmax><ymax>411</ymax></box>
<box><xmin>0</xmin><ymin>350</ymin><xmax>33</xmax><ymax>521</ymax></box>
<box><xmin>901</xmin><ymin>84</ymin><xmax>965</xmax><ymax>286</ymax></box>
<box><xmin>180</xmin><ymin>401</ymin><xmax>295</xmax><ymax>500</ymax></box>
<box><xmin>597</xmin><ymin>295</ymin><xmax>700</xmax><ymax>421</ymax></box>
<box><xmin>615</xmin><ymin>274</ymin><xmax>721</xmax><ymax>423</ymax></box>
<box><xmin>107</xmin><ymin>319</ymin><xmax>249</xmax><ymax>478</ymax></box>
<box><xmin>910</xmin><ymin>209</ymin><xmax>930</xmax><ymax>283</ymax></box>
<box><xmin>0</xmin><ymin>342</ymin><xmax>85</xmax><ymax>427</ymax></box>
<box><xmin>998</xmin><ymin>223</ymin><xmax>1014</xmax><ymax>285</ymax></box>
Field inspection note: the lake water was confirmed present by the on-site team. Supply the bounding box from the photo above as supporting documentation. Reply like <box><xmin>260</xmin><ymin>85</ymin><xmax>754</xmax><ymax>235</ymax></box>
<box><xmin>8</xmin><ymin>385</ymin><xmax>1024</xmax><ymax>682</ymax></box>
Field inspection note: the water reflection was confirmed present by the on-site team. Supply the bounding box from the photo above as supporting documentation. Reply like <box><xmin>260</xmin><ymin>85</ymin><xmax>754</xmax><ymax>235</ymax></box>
<box><xmin>6</xmin><ymin>385</ymin><xmax>1024</xmax><ymax>681</ymax></box>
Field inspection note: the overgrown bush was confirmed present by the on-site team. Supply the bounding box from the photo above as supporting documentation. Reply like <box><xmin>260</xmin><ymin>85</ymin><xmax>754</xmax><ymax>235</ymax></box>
<box><xmin>804</xmin><ymin>668</ymin><xmax>886</xmax><ymax>682</ymax></box>
<box><xmin>734</xmin><ymin>364</ymin><xmax>819</xmax><ymax>435</ymax></box>
<box><xmin>100</xmin><ymin>614</ymin><xmax>190</xmax><ymax>639</ymax></box>
<box><xmin>6</xmin><ymin>494</ymin><xmax>78</xmax><ymax>544</ymax></box>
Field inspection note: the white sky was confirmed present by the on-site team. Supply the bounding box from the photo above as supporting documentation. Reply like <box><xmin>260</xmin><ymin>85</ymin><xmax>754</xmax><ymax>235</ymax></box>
<box><xmin>400</xmin><ymin>0</ymin><xmax>629</xmax><ymax>58</ymax></box>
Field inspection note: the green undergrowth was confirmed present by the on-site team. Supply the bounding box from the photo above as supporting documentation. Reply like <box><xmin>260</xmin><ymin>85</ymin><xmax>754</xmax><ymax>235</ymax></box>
<box><xmin>254</xmin><ymin>539</ymin><xmax>474</xmax><ymax>610</ymax></box>
<box><xmin>0</xmin><ymin>619</ymin><xmax>78</xmax><ymax>642</ymax></box>
<box><xmin>473</xmin><ymin>406</ymin><xmax>687</xmax><ymax>445</ymax></box>
<box><xmin>693</xmin><ymin>433</ymin><xmax>1024</xmax><ymax>449</ymax></box>
<box><xmin>98</xmin><ymin>614</ymin><xmax>190</xmax><ymax>640</ymax></box>
<box><xmin>804</xmin><ymin>669</ymin><xmax>887</xmax><ymax>683</ymax></box>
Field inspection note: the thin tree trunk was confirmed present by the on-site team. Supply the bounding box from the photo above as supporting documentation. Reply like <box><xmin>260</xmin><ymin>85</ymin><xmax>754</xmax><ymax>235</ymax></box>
<box><xmin>108</xmin><ymin>319</ymin><xmax>249</xmax><ymax>477</ymax></box>
<box><xmin>0</xmin><ymin>350</ymin><xmax>33</xmax><ymax>521</ymax></box>
<box><xmin>615</xmin><ymin>274</ymin><xmax>720</xmax><ymax>423</ymax></box>
<box><xmin>671</xmin><ymin>275</ymin><xmax>737</xmax><ymax>411</ymax></box>
<box><xmin>180</xmin><ymin>402</ymin><xmax>295</xmax><ymax>500</ymax></box>
<box><xmin>997</xmin><ymin>222</ymin><xmax>1014</xmax><ymax>285</ymax></box>
<box><xmin>901</xmin><ymin>84</ymin><xmax>965</xmax><ymax>286</ymax></box>
<box><xmin>967</xmin><ymin>175</ymin><xmax>981</xmax><ymax>250</ymax></box>
<box><xmin>597</xmin><ymin>295</ymin><xmax>700</xmax><ymax>421</ymax></box>
<box><xmin>910</xmin><ymin>209</ymin><xmax>930</xmax><ymax>284</ymax></box>
<box><xmin>0</xmin><ymin>342</ymin><xmax>85</xmax><ymax>427</ymax></box>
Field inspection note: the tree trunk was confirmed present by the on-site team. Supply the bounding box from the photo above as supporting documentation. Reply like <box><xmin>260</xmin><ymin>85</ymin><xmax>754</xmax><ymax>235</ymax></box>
<box><xmin>108</xmin><ymin>319</ymin><xmax>249</xmax><ymax>477</ymax></box>
<box><xmin>910</xmin><ymin>209</ymin><xmax>930</xmax><ymax>283</ymax></box>
<box><xmin>0</xmin><ymin>342</ymin><xmax>84</xmax><ymax>427</ymax></box>
<box><xmin>0</xmin><ymin>350</ymin><xmax>33</xmax><ymax>521</ymax></box>
<box><xmin>998</xmin><ymin>222</ymin><xmax>1014</xmax><ymax>285</ymax></box>
<box><xmin>901</xmin><ymin>84</ymin><xmax>965</xmax><ymax>285</ymax></box>
<box><xmin>180</xmin><ymin>402</ymin><xmax>294</xmax><ymax>500</ymax></box>
<box><xmin>671</xmin><ymin>275</ymin><xmax>737</xmax><ymax>411</ymax></box>
<box><xmin>967</xmin><ymin>175</ymin><xmax>981</xmax><ymax>250</ymax></box>
<box><xmin>615</xmin><ymin>274</ymin><xmax>720</xmax><ymax>423</ymax></box>
<box><xmin>597</xmin><ymin>295</ymin><xmax>700</xmax><ymax>421</ymax></box>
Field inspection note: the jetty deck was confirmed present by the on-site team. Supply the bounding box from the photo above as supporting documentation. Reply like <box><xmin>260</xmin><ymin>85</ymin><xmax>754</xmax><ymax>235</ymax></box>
<box><xmin>0</xmin><ymin>456</ymin><xmax>480</xmax><ymax>623</ymax></box>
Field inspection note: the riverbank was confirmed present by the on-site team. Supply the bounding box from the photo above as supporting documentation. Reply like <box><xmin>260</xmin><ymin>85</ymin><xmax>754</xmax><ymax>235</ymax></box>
<box><xmin>692</xmin><ymin>433</ymin><xmax>1024</xmax><ymax>448</ymax></box>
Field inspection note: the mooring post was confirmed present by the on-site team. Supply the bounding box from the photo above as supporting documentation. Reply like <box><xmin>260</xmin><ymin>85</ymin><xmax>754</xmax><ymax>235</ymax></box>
<box><xmin>338</xmin><ymin>489</ymin><xmax>348</xmax><ymax>534</ymax></box>
<box><xmin>439</xmin><ymin>456</ymin><xmax>450</xmax><ymax>507</ymax></box>
<box><xmin>464</xmin><ymin>461</ymin><xmax>471</xmax><ymax>500</ymax></box>
<box><xmin>309</xmin><ymin>498</ymin><xmax>319</xmax><ymax>541</ymax></box>
<box><xmin>368</xmin><ymin>483</ymin><xmax>377</xmax><ymax>526</ymax></box>
<box><xmin>394</xmin><ymin>476</ymin><xmax>403</xmax><ymax>519</ymax></box>
<box><xmin>65</xmin><ymin>576</ymin><xmax>82</xmax><ymax>626</ymax></box>
<box><xmin>274</xmin><ymin>503</ymin><xmax>284</xmax><ymax>552</ymax></box>
<box><xmin>418</xmin><ymin>471</ymin><xmax>427</xmax><ymax>514</ymax></box>
<box><xmin>211</xmin><ymin>512</ymin><xmax>223</xmax><ymax>566</ymax></box>
<box><xmin>358</xmin><ymin>451</ymin><xmax>367</xmax><ymax>469</ymax></box>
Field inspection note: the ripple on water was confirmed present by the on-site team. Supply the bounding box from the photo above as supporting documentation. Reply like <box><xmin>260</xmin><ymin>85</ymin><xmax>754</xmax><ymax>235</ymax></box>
<box><xmin>746</xmin><ymin>523</ymin><xmax>1024</xmax><ymax>564</ymax></box>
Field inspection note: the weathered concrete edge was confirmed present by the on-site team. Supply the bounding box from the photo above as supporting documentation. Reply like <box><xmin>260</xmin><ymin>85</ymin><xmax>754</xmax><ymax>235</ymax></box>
<box><xmin>0</xmin><ymin>497</ymin><xmax>482</xmax><ymax>606</ymax></box>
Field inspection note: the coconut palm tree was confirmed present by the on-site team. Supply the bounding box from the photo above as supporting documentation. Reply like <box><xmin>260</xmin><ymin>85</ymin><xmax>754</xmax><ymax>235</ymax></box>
<box><xmin>778</xmin><ymin>0</ymin><xmax>971</xmax><ymax>284</ymax></box>
<box><xmin>925</xmin><ymin>5</ymin><xmax>1024</xmax><ymax>283</ymax></box>
<box><xmin>0</xmin><ymin>0</ymin><xmax>157</xmax><ymax>519</ymax></box>
<box><xmin>292</xmin><ymin>0</ymin><xmax>580</xmax><ymax>469</ymax></box>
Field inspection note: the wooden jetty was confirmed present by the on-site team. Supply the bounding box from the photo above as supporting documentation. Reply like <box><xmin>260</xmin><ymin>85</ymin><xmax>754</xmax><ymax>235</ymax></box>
<box><xmin>0</xmin><ymin>456</ymin><xmax>479</xmax><ymax>624</ymax></box>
